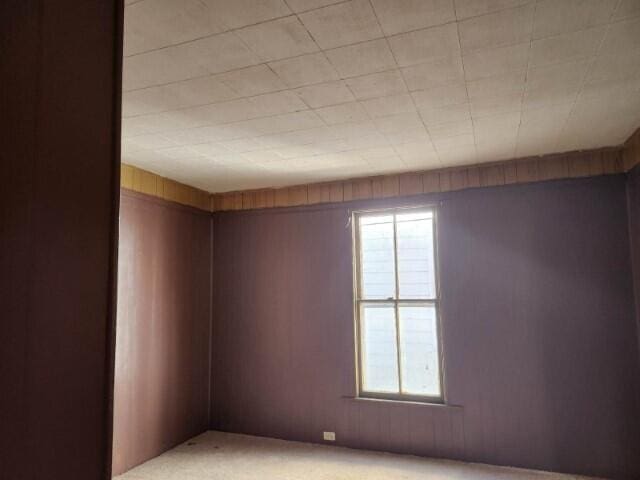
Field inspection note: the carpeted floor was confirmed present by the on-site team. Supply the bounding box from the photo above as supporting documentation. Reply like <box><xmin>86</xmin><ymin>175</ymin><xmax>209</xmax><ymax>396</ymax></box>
<box><xmin>114</xmin><ymin>431</ymin><xmax>597</xmax><ymax>480</ymax></box>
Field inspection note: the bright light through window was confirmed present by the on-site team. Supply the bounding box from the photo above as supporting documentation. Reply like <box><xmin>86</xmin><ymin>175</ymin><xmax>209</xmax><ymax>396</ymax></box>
<box><xmin>354</xmin><ymin>208</ymin><xmax>442</xmax><ymax>401</ymax></box>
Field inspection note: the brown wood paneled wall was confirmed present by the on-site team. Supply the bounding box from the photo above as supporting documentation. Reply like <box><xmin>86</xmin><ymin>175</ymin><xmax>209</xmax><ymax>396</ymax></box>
<box><xmin>0</xmin><ymin>1</ymin><xmax>122</xmax><ymax>479</ymax></box>
<box><xmin>210</xmin><ymin>174</ymin><xmax>640</xmax><ymax>480</ymax></box>
<box><xmin>121</xmin><ymin>164</ymin><xmax>210</xmax><ymax>211</ymax></box>
<box><xmin>112</xmin><ymin>191</ymin><xmax>212</xmax><ymax>475</ymax></box>
<box><xmin>211</xmin><ymin>147</ymin><xmax>624</xmax><ymax>212</ymax></box>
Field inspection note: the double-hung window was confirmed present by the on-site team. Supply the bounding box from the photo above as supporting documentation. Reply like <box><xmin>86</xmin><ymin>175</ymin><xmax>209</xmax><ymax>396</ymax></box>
<box><xmin>353</xmin><ymin>207</ymin><xmax>443</xmax><ymax>402</ymax></box>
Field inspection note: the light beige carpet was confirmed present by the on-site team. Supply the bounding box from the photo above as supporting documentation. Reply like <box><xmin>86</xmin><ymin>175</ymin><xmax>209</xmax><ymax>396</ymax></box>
<box><xmin>114</xmin><ymin>431</ymin><xmax>598</xmax><ymax>480</ymax></box>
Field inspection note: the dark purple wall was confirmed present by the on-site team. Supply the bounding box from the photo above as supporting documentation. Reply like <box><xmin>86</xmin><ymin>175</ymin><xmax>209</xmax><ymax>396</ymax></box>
<box><xmin>210</xmin><ymin>175</ymin><xmax>640</xmax><ymax>479</ymax></box>
<box><xmin>628</xmin><ymin>165</ymin><xmax>640</xmax><ymax>362</ymax></box>
<box><xmin>0</xmin><ymin>2</ymin><xmax>122</xmax><ymax>479</ymax></box>
<box><xmin>112</xmin><ymin>191</ymin><xmax>212</xmax><ymax>475</ymax></box>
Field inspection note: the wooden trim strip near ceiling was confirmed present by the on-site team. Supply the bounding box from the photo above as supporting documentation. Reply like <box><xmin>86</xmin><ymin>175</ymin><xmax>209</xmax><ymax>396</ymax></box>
<box><xmin>210</xmin><ymin>147</ymin><xmax>625</xmax><ymax>212</ymax></box>
<box><xmin>122</xmin><ymin>128</ymin><xmax>640</xmax><ymax>214</ymax></box>
<box><xmin>121</xmin><ymin>164</ymin><xmax>210</xmax><ymax>212</ymax></box>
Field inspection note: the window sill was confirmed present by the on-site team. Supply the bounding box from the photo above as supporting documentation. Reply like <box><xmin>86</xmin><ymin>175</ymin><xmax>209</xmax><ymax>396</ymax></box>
<box><xmin>342</xmin><ymin>396</ymin><xmax>463</xmax><ymax>409</ymax></box>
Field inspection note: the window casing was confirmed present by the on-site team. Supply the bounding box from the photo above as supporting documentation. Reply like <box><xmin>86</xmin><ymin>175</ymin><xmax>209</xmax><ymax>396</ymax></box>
<box><xmin>353</xmin><ymin>207</ymin><xmax>443</xmax><ymax>403</ymax></box>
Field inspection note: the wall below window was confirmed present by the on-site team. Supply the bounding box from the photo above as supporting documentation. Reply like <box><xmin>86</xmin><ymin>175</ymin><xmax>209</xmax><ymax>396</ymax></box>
<box><xmin>210</xmin><ymin>175</ymin><xmax>640</xmax><ymax>479</ymax></box>
<box><xmin>112</xmin><ymin>191</ymin><xmax>212</xmax><ymax>475</ymax></box>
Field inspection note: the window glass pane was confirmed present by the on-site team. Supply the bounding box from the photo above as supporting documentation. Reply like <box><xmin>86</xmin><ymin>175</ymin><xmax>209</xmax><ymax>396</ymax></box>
<box><xmin>398</xmin><ymin>305</ymin><xmax>440</xmax><ymax>396</ymax></box>
<box><xmin>360</xmin><ymin>304</ymin><xmax>399</xmax><ymax>393</ymax></box>
<box><xmin>359</xmin><ymin>215</ymin><xmax>395</xmax><ymax>300</ymax></box>
<box><xmin>396</xmin><ymin>212</ymin><xmax>435</xmax><ymax>299</ymax></box>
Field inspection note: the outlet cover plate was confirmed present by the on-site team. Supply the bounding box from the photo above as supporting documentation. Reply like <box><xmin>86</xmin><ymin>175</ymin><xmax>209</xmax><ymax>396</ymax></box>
<box><xmin>323</xmin><ymin>431</ymin><xmax>336</xmax><ymax>441</ymax></box>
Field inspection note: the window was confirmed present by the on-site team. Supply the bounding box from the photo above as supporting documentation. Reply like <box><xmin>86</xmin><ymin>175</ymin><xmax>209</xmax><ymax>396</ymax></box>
<box><xmin>353</xmin><ymin>207</ymin><xmax>443</xmax><ymax>402</ymax></box>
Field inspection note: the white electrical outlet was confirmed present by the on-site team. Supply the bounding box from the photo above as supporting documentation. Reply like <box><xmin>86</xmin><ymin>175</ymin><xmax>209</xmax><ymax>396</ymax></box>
<box><xmin>323</xmin><ymin>431</ymin><xmax>336</xmax><ymax>441</ymax></box>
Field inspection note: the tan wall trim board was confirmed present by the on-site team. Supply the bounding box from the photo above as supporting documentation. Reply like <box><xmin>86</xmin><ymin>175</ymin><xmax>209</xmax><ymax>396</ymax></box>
<box><xmin>121</xmin><ymin>164</ymin><xmax>210</xmax><ymax>211</ymax></box>
<box><xmin>211</xmin><ymin>147</ymin><xmax>624</xmax><ymax>212</ymax></box>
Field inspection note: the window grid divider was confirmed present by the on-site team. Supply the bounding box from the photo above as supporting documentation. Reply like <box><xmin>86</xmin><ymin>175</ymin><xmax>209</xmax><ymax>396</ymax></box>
<box><xmin>353</xmin><ymin>206</ymin><xmax>444</xmax><ymax>404</ymax></box>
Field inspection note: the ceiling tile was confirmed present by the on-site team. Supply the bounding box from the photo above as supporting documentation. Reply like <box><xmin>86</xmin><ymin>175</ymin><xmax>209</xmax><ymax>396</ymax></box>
<box><xmin>374</xmin><ymin>112</ymin><xmax>425</xmax><ymax>133</ymax></box>
<box><xmin>530</xmin><ymin>26</ymin><xmax>607</xmax><ymax>67</ymax></box>
<box><xmin>123</xmin><ymin>75</ymin><xmax>240</xmax><ymax>117</ymax></box>
<box><xmin>470</xmin><ymin>92</ymin><xmax>522</xmax><ymax>117</ymax></box>
<box><xmin>163</xmin><ymin>143</ymin><xmax>225</xmax><ymax>158</ymax></box>
<box><xmin>432</xmin><ymin>133</ymin><xmax>475</xmax><ymax>152</ymax></box>
<box><xmin>532</xmin><ymin>0</ymin><xmax>617</xmax><ymax>39</ymax></box>
<box><xmin>370</xmin><ymin>0</ymin><xmax>456</xmax><ymax>36</ymax></box>
<box><xmin>523</xmin><ymin>59</ymin><xmax>590</xmax><ymax>109</ymax></box>
<box><xmin>401</xmin><ymin>55</ymin><xmax>465</xmax><ymax>91</ymax></box>
<box><xmin>207</xmin><ymin>0</ymin><xmax>292</xmax><ymax>29</ymax></box>
<box><xmin>219</xmin><ymin>138</ymin><xmax>269</xmax><ymax>153</ymax></box>
<box><xmin>242</xmin><ymin>111</ymin><xmax>325</xmax><ymax>135</ymax></box>
<box><xmin>367</xmin><ymin>155</ymin><xmax>407</xmax><ymax>172</ymax></box>
<box><xmin>185</xmin><ymin>98</ymin><xmax>257</xmax><ymax>125</ymax></box>
<box><xmin>411</xmin><ymin>82</ymin><xmax>468</xmax><ymax>109</ymax></box>
<box><xmin>388</xmin><ymin>23</ymin><xmax>460</xmax><ymax>66</ymax></box>
<box><xmin>285</xmin><ymin>0</ymin><xmax>345</xmax><ymax>13</ymax></box>
<box><xmin>240</xmin><ymin>150</ymin><xmax>286</xmax><ymax>162</ymax></box>
<box><xmin>454</xmin><ymin>0</ymin><xmax>532</xmax><ymax>20</ymax></box>
<box><xmin>186</xmin><ymin>32</ymin><xmax>265</xmax><ymax>74</ymax></box>
<box><xmin>520</xmin><ymin>102</ymin><xmax>574</xmax><ymax>127</ymax></box>
<box><xmin>419</xmin><ymin>102</ymin><xmax>471</xmax><ymax>125</ymax></box>
<box><xmin>427</xmin><ymin>119</ymin><xmax>474</xmax><ymax>139</ymax></box>
<box><xmin>298</xmin><ymin>0</ymin><xmax>384</xmax><ymax>49</ymax></box>
<box><xmin>473</xmin><ymin>111</ymin><xmax>521</xmax><ymax>143</ymax></box>
<box><xmin>294</xmin><ymin>81</ymin><xmax>356</xmax><ymax>108</ymax></box>
<box><xmin>269</xmin><ymin>52</ymin><xmax>340</xmax><ymax>87</ymax></box>
<box><xmin>385</xmin><ymin>127</ymin><xmax>431</xmax><ymax>145</ymax></box>
<box><xmin>346</xmin><ymin>70</ymin><xmax>408</xmax><ymax>100</ymax></box>
<box><xmin>325</xmin><ymin>39</ymin><xmax>397</xmax><ymax>78</ymax></box>
<box><xmin>437</xmin><ymin>147</ymin><xmax>479</xmax><ymax>166</ymax></box>
<box><xmin>475</xmin><ymin>140</ymin><xmax>515</xmax><ymax>161</ymax></box>
<box><xmin>247</xmin><ymin>90</ymin><xmax>309</xmax><ymax>117</ymax></box>
<box><xmin>126</xmin><ymin>133</ymin><xmax>180</xmax><ymax>150</ymax></box>
<box><xmin>458</xmin><ymin>4</ymin><xmax>534</xmax><ymax>54</ymax></box>
<box><xmin>586</xmin><ymin>50</ymin><xmax>640</xmax><ymax>84</ymax></box>
<box><xmin>315</xmin><ymin>102</ymin><xmax>371</xmax><ymax>124</ymax></box>
<box><xmin>123</xmin><ymin>48</ymin><xmax>206</xmax><ymax>91</ymax></box>
<box><xmin>160</xmin><ymin>125</ymin><xmax>247</xmax><ymax>145</ymax></box>
<box><xmin>580</xmin><ymin>77</ymin><xmax>640</xmax><ymax>105</ymax></box>
<box><xmin>394</xmin><ymin>140</ymin><xmax>438</xmax><ymax>158</ymax></box>
<box><xmin>124</xmin><ymin>0</ymin><xmax>227</xmax><ymax>56</ymax></box>
<box><xmin>361</xmin><ymin>93</ymin><xmax>416</xmax><ymax>118</ymax></box>
<box><xmin>462</xmin><ymin>42</ymin><xmax>529</xmax><ymax>80</ymax></box>
<box><xmin>612</xmin><ymin>0</ymin><xmax>640</xmax><ymax>20</ymax></box>
<box><xmin>466</xmin><ymin>70</ymin><xmax>526</xmax><ymax>100</ymax></box>
<box><xmin>235</xmin><ymin>16</ymin><xmax>318</xmax><ymax>62</ymax></box>
<box><xmin>600</xmin><ymin>16</ymin><xmax>640</xmax><ymax>54</ymax></box>
<box><xmin>216</xmin><ymin>65</ymin><xmax>287</xmax><ymax>97</ymax></box>
<box><xmin>124</xmin><ymin>32</ymin><xmax>264</xmax><ymax>90</ymax></box>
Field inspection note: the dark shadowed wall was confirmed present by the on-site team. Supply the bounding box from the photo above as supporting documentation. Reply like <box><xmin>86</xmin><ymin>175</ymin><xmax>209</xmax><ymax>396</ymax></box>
<box><xmin>0</xmin><ymin>1</ymin><xmax>122</xmax><ymax>479</ymax></box>
<box><xmin>628</xmin><ymin>166</ymin><xmax>640</xmax><ymax>358</ymax></box>
<box><xmin>112</xmin><ymin>191</ymin><xmax>211</xmax><ymax>475</ymax></box>
<box><xmin>210</xmin><ymin>175</ymin><xmax>640</xmax><ymax>479</ymax></box>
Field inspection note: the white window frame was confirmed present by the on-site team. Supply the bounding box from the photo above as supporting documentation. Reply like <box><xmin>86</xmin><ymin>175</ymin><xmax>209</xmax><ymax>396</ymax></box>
<box><xmin>352</xmin><ymin>206</ymin><xmax>444</xmax><ymax>403</ymax></box>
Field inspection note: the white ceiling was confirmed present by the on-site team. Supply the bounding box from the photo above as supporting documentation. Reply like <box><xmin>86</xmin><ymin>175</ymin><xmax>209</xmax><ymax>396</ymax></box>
<box><xmin>121</xmin><ymin>0</ymin><xmax>640</xmax><ymax>193</ymax></box>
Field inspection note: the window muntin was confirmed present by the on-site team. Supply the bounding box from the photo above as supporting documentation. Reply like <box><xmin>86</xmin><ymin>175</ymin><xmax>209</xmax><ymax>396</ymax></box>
<box><xmin>354</xmin><ymin>208</ymin><xmax>442</xmax><ymax>401</ymax></box>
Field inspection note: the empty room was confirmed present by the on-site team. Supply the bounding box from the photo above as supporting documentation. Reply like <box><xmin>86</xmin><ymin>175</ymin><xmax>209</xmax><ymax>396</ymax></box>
<box><xmin>2</xmin><ymin>1</ymin><xmax>640</xmax><ymax>480</ymax></box>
